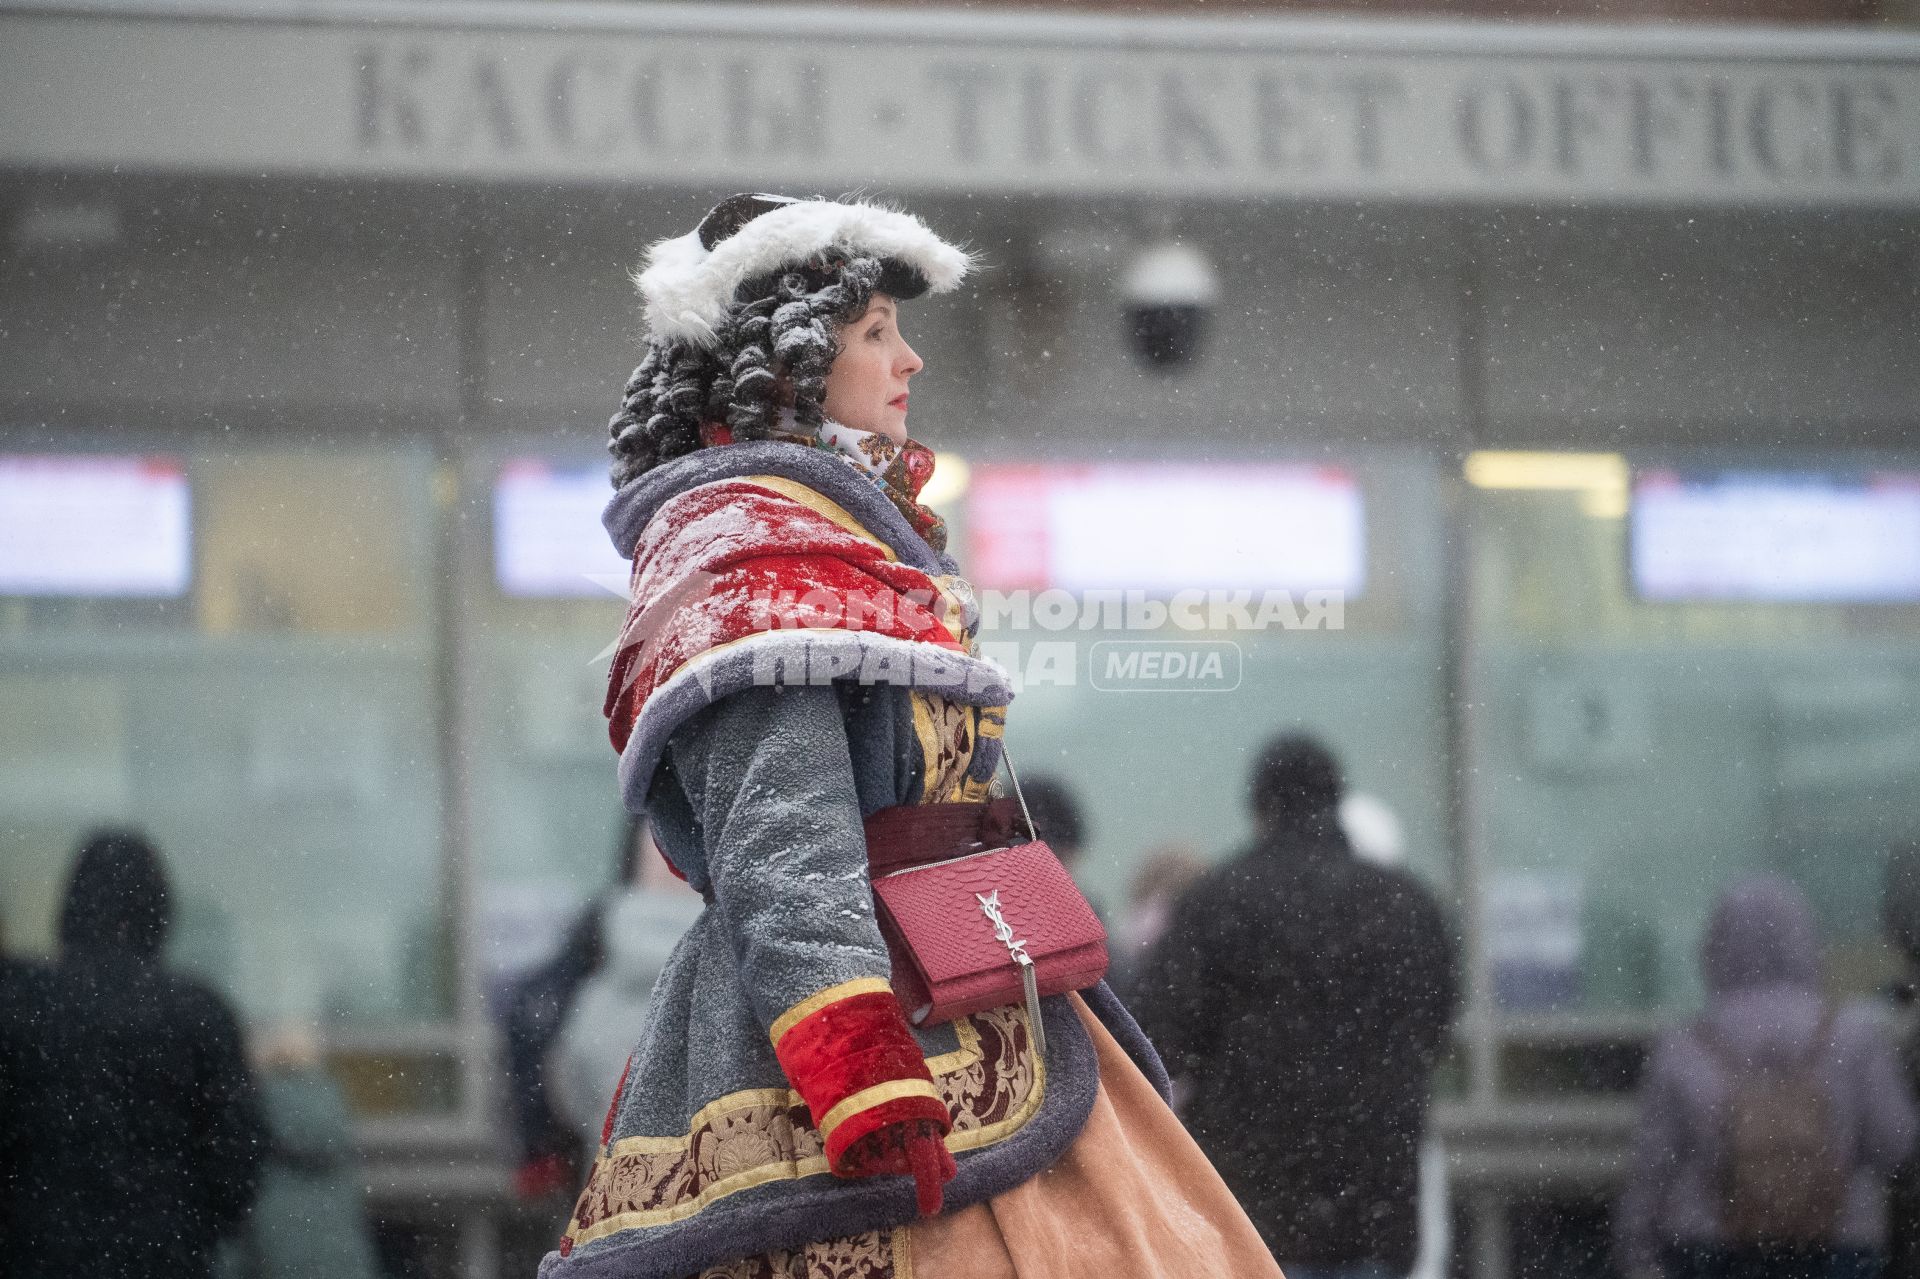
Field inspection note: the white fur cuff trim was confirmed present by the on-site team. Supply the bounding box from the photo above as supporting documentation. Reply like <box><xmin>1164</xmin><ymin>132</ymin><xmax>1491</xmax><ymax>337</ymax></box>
<box><xmin>633</xmin><ymin>200</ymin><xmax>972</xmax><ymax>345</ymax></box>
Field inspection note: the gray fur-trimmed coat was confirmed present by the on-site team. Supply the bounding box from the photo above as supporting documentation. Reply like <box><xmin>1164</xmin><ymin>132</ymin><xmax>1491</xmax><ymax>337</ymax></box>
<box><xmin>538</xmin><ymin>443</ymin><xmax>1166</xmax><ymax>1279</ymax></box>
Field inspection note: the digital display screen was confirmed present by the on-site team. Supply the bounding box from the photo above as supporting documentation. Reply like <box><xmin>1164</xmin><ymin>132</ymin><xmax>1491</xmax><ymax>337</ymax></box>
<box><xmin>967</xmin><ymin>463</ymin><xmax>1366</xmax><ymax>595</ymax></box>
<box><xmin>1631</xmin><ymin>469</ymin><xmax>1920</xmax><ymax>603</ymax></box>
<box><xmin>493</xmin><ymin>461</ymin><xmax>632</xmax><ymax>598</ymax></box>
<box><xmin>0</xmin><ymin>455</ymin><xmax>191</xmax><ymax>596</ymax></box>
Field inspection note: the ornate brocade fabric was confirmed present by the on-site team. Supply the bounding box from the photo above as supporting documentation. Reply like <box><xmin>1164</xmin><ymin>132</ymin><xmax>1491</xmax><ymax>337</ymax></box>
<box><xmin>690</xmin><ymin>1228</ymin><xmax>904</xmax><ymax>1279</ymax></box>
<box><xmin>910</xmin><ymin>693</ymin><xmax>1002</xmax><ymax>805</ymax></box>
<box><xmin>564</xmin><ymin>1003</ymin><xmax>1043</xmax><ymax>1258</ymax></box>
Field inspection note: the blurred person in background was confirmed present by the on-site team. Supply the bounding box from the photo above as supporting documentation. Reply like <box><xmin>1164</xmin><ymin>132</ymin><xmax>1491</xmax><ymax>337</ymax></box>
<box><xmin>226</xmin><ymin>1020</ymin><xmax>381</xmax><ymax>1279</ymax></box>
<box><xmin>0</xmin><ymin>829</ymin><xmax>267</xmax><ymax>1279</ymax></box>
<box><xmin>1336</xmin><ymin>789</ymin><xmax>1452</xmax><ymax>1279</ymax></box>
<box><xmin>0</xmin><ymin>901</ymin><xmax>36</xmax><ymax>1025</ymax></box>
<box><xmin>1615</xmin><ymin>873</ymin><xmax>1916</xmax><ymax>1279</ymax></box>
<box><xmin>504</xmin><ymin>903</ymin><xmax>607</xmax><ymax>1200</ymax></box>
<box><xmin>1019</xmin><ymin>772</ymin><xmax>1108</xmax><ymax>923</ymax></box>
<box><xmin>502</xmin><ymin>817</ymin><xmax>646</xmax><ymax>1203</ymax></box>
<box><xmin>1107</xmin><ymin>842</ymin><xmax>1205</xmax><ymax>1003</ymax></box>
<box><xmin>544</xmin><ymin>193</ymin><xmax>1283</xmax><ymax>1278</ymax></box>
<box><xmin>1018</xmin><ymin>773</ymin><xmax>1086</xmax><ymax>871</ymax></box>
<box><xmin>1882</xmin><ymin>845</ymin><xmax>1920</xmax><ymax>1279</ymax></box>
<box><xmin>1133</xmin><ymin>734</ymin><xmax>1460</xmax><ymax>1279</ymax></box>
<box><xmin>547</xmin><ymin>819</ymin><xmax>703</xmax><ymax>1161</ymax></box>
<box><xmin>0</xmin><ymin>902</ymin><xmax>32</xmax><ymax>1261</ymax></box>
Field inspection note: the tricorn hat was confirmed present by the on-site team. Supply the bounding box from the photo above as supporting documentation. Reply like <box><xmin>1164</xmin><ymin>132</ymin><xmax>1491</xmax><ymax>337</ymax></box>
<box><xmin>634</xmin><ymin>193</ymin><xmax>972</xmax><ymax>346</ymax></box>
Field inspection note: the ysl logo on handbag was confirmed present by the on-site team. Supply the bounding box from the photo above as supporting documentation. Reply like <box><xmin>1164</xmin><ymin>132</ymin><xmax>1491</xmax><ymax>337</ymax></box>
<box><xmin>976</xmin><ymin>890</ymin><xmax>1047</xmax><ymax>1059</ymax></box>
<box><xmin>975</xmin><ymin>891</ymin><xmax>1028</xmax><ymax>961</ymax></box>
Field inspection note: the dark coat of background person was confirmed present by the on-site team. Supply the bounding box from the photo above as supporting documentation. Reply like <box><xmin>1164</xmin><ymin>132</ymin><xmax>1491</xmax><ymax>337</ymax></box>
<box><xmin>1131</xmin><ymin>737</ymin><xmax>1460</xmax><ymax>1274</ymax></box>
<box><xmin>1019</xmin><ymin>773</ymin><xmax>1086</xmax><ymax>867</ymax></box>
<box><xmin>501</xmin><ymin>817</ymin><xmax>644</xmax><ymax>1200</ymax></box>
<box><xmin>1880</xmin><ymin>843</ymin><xmax>1920</xmax><ymax>1279</ymax></box>
<box><xmin>0</xmin><ymin>921</ymin><xmax>32</xmax><ymax>1262</ymax></box>
<box><xmin>1018</xmin><ymin>773</ymin><xmax>1108</xmax><ymax>928</ymax></box>
<box><xmin>1894</xmin><ymin>1014</ymin><xmax>1920</xmax><ymax>1279</ymax></box>
<box><xmin>503</xmin><ymin>904</ymin><xmax>605</xmax><ymax>1192</ymax></box>
<box><xmin>0</xmin><ymin>830</ymin><xmax>268</xmax><ymax>1279</ymax></box>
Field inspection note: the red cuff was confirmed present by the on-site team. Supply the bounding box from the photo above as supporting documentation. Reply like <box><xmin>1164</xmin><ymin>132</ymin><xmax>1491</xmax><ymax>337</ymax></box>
<box><xmin>770</xmin><ymin>978</ymin><xmax>951</xmax><ymax>1172</ymax></box>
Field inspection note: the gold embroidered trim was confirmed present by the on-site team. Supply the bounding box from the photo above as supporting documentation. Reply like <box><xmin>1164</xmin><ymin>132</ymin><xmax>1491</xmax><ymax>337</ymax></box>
<box><xmin>769</xmin><ymin>977</ymin><xmax>895</xmax><ymax>1047</ymax></box>
<box><xmin>928</xmin><ymin>574</ymin><xmax>971</xmax><ymax>646</ymax></box>
<box><xmin>606</xmin><ymin>1019</ymin><xmax>981</xmax><ymax>1162</ymax></box>
<box><xmin>818</xmin><ymin>1079</ymin><xmax>943</xmax><ymax>1144</ymax></box>
<box><xmin>605</xmin><ymin>1090</ymin><xmax>796</xmax><ymax>1159</ymax></box>
<box><xmin>738</xmin><ymin>475</ymin><xmax>898</xmax><ymax>562</ymax></box>
<box><xmin>567</xmin><ymin>1004</ymin><xmax>1045</xmax><ymax>1248</ymax></box>
<box><xmin>922</xmin><ymin>1018</ymin><xmax>980</xmax><ymax>1078</ymax></box>
<box><xmin>738</xmin><ymin>473</ymin><xmax>966</xmax><ymax>645</ymax></box>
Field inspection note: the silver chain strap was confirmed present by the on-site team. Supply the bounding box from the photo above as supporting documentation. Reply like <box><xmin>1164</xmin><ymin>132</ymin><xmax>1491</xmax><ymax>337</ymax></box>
<box><xmin>989</xmin><ymin>738</ymin><xmax>1046</xmax><ymax>1059</ymax></box>
<box><xmin>998</xmin><ymin>741</ymin><xmax>1038</xmax><ymax>844</ymax></box>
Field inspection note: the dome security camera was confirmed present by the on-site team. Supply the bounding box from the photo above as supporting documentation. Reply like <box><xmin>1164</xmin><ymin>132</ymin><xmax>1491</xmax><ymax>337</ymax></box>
<box><xmin>1120</xmin><ymin>240</ymin><xmax>1220</xmax><ymax>371</ymax></box>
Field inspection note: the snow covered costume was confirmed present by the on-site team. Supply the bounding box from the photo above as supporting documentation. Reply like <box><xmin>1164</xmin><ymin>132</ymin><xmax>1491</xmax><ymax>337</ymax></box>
<box><xmin>539</xmin><ymin>195</ymin><xmax>1283</xmax><ymax>1279</ymax></box>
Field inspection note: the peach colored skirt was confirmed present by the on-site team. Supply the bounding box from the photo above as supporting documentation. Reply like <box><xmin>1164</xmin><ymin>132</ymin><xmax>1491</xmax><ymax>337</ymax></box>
<box><xmin>693</xmin><ymin>995</ymin><xmax>1284</xmax><ymax>1278</ymax></box>
<box><xmin>899</xmin><ymin>994</ymin><xmax>1285</xmax><ymax>1279</ymax></box>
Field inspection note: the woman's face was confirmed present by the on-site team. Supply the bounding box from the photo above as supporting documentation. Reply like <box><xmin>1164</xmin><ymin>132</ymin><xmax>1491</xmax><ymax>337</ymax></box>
<box><xmin>822</xmin><ymin>293</ymin><xmax>923</xmax><ymax>444</ymax></box>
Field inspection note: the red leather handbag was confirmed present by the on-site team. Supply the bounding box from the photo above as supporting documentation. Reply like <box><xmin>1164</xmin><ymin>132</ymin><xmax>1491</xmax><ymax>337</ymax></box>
<box><xmin>864</xmin><ymin>753</ymin><xmax>1108</xmax><ymax>1058</ymax></box>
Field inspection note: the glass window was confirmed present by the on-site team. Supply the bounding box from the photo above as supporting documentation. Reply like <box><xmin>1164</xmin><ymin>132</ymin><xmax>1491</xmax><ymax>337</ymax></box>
<box><xmin>461</xmin><ymin>447</ymin><xmax>632</xmax><ymax>1012</ymax></box>
<box><xmin>0</xmin><ymin>444</ymin><xmax>452</xmax><ymax>1044</ymax></box>
<box><xmin>947</xmin><ymin>447</ymin><xmax>1455</xmax><ymax>910</ymax></box>
<box><xmin>1464</xmin><ymin>452</ymin><xmax>1920</xmax><ymax>1062</ymax></box>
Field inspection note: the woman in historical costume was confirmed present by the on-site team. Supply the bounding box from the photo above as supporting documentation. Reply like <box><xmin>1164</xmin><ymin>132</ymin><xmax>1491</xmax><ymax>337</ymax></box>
<box><xmin>540</xmin><ymin>194</ymin><xmax>1283</xmax><ymax>1279</ymax></box>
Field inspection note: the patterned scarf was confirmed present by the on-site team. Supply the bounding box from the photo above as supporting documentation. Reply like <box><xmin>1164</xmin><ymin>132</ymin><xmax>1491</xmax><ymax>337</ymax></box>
<box><xmin>701</xmin><ymin>412</ymin><xmax>948</xmax><ymax>553</ymax></box>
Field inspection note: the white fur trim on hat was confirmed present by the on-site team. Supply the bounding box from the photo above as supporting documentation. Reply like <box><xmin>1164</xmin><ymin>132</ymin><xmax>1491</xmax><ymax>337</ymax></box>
<box><xmin>633</xmin><ymin>199</ymin><xmax>973</xmax><ymax>346</ymax></box>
